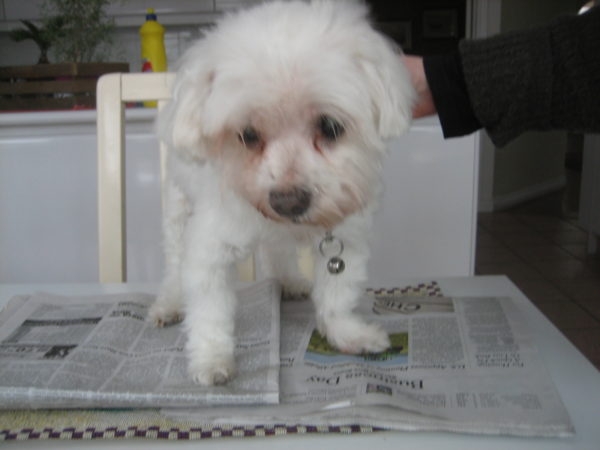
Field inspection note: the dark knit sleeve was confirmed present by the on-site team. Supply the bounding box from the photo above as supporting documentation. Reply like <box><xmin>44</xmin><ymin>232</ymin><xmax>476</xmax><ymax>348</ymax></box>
<box><xmin>423</xmin><ymin>52</ymin><xmax>482</xmax><ymax>139</ymax></box>
<box><xmin>459</xmin><ymin>6</ymin><xmax>600</xmax><ymax>147</ymax></box>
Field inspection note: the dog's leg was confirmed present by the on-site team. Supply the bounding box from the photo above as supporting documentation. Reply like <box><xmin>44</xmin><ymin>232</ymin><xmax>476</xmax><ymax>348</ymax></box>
<box><xmin>179</xmin><ymin>214</ymin><xmax>242</xmax><ymax>386</ymax></box>
<box><xmin>149</xmin><ymin>180</ymin><xmax>189</xmax><ymax>327</ymax></box>
<box><xmin>311</xmin><ymin>220</ymin><xmax>390</xmax><ymax>354</ymax></box>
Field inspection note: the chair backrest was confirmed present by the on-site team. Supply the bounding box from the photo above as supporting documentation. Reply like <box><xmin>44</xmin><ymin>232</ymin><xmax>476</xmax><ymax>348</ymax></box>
<box><xmin>97</xmin><ymin>73</ymin><xmax>169</xmax><ymax>283</ymax></box>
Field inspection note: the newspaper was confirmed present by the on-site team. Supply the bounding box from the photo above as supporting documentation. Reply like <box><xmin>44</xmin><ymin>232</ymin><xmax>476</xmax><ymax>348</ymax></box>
<box><xmin>164</xmin><ymin>290</ymin><xmax>574</xmax><ymax>437</ymax></box>
<box><xmin>0</xmin><ymin>279</ymin><xmax>281</xmax><ymax>409</ymax></box>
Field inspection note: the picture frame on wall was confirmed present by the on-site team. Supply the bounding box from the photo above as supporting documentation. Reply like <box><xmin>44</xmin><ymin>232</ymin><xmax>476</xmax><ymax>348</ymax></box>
<box><xmin>422</xmin><ymin>9</ymin><xmax>458</xmax><ymax>38</ymax></box>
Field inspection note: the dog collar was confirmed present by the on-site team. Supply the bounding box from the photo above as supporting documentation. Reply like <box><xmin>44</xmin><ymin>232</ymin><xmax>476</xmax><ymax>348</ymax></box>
<box><xmin>319</xmin><ymin>231</ymin><xmax>345</xmax><ymax>274</ymax></box>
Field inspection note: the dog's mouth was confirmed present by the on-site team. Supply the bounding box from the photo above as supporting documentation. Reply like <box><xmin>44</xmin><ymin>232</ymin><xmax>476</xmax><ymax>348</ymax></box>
<box><xmin>256</xmin><ymin>202</ymin><xmax>313</xmax><ymax>226</ymax></box>
<box><xmin>256</xmin><ymin>202</ymin><xmax>346</xmax><ymax>230</ymax></box>
<box><xmin>251</xmin><ymin>185</ymin><xmax>358</xmax><ymax>229</ymax></box>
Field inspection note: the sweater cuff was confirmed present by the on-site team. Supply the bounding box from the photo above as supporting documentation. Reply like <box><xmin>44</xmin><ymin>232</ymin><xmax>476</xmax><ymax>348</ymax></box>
<box><xmin>423</xmin><ymin>52</ymin><xmax>481</xmax><ymax>139</ymax></box>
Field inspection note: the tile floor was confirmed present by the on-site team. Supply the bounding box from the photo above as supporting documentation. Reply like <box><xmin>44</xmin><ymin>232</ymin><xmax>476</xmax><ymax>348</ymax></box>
<box><xmin>475</xmin><ymin>191</ymin><xmax>600</xmax><ymax>371</ymax></box>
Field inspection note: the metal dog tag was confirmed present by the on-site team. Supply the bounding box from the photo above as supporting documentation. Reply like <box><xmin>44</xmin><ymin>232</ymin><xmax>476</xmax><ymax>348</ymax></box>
<box><xmin>319</xmin><ymin>231</ymin><xmax>345</xmax><ymax>275</ymax></box>
<box><xmin>327</xmin><ymin>256</ymin><xmax>345</xmax><ymax>274</ymax></box>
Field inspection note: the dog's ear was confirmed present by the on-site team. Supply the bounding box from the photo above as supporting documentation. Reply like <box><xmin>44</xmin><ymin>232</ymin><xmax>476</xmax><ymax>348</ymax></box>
<box><xmin>356</xmin><ymin>36</ymin><xmax>415</xmax><ymax>138</ymax></box>
<box><xmin>157</xmin><ymin>46</ymin><xmax>214</xmax><ymax>163</ymax></box>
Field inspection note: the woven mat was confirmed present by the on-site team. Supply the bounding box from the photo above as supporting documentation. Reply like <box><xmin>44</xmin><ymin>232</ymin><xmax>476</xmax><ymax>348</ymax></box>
<box><xmin>0</xmin><ymin>409</ymin><xmax>382</xmax><ymax>440</ymax></box>
<box><xmin>0</xmin><ymin>282</ymin><xmax>441</xmax><ymax>441</ymax></box>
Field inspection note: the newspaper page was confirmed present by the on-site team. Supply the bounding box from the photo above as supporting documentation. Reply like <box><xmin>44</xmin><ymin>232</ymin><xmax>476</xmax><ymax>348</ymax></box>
<box><xmin>165</xmin><ymin>290</ymin><xmax>574</xmax><ymax>437</ymax></box>
<box><xmin>0</xmin><ymin>279</ymin><xmax>280</xmax><ymax>409</ymax></box>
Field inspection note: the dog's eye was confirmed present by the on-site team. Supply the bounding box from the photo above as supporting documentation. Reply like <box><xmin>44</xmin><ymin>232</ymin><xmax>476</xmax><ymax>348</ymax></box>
<box><xmin>239</xmin><ymin>126</ymin><xmax>262</xmax><ymax>149</ymax></box>
<box><xmin>318</xmin><ymin>115</ymin><xmax>344</xmax><ymax>141</ymax></box>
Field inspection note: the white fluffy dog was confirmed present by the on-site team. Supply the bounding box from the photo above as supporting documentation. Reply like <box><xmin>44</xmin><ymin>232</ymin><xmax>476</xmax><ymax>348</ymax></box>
<box><xmin>149</xmin><ymin>0</ymin><xmax>415</xmax><ymax>385</ymax></box>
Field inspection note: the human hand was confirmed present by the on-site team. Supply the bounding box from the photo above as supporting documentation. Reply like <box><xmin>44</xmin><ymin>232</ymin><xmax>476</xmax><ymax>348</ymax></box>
<box><xmin>403</xmin><ymin>55</ymin><xmax>437</xmax><ymax>119</ymax></box>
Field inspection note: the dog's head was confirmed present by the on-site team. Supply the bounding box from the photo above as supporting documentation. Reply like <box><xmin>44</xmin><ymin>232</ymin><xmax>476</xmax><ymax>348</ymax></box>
<box><xmin>159</xmin><ymin>0</ymin><xmax>415</xmax><ymax>229</ymax></box>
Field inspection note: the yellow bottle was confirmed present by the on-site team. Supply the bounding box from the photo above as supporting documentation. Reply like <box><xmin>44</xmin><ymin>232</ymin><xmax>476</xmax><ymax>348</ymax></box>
<box><xmin>139</xmin><ymin>8</ymin><xmax>167</xmax><ymax>107</ymax></box>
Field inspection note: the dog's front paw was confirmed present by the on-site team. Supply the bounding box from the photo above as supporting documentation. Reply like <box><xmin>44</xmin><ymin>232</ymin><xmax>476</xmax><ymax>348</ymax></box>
<box><xmin>148</xmin><ymin>298</ymin><xmax>183</xmax><ymax>327</ymax></box>
<box><xmin>187</xmin><ymin>351</ymin><xmax>235</xmax><ymax>386</ymax></box>
<box><xmin>320</xmin><ymin>315</ymin><xmax>390</xmax><ymax>354</ymax></box>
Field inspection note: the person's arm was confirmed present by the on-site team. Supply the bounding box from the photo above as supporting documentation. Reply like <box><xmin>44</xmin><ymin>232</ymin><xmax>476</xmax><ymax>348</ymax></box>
<box><xmin>404</xmin><ymin>52</ymin><xmax>482</xmax><ymax>139</ymax></box>
<box><xmin>460</xmin><ymin>6</ymin><xmax>600</xmax><ymax>147</ymax></box>
<box><xmin>406</xmin><ymin>6</ymin><xmax>600</xmax><ymax>147</ymax></box>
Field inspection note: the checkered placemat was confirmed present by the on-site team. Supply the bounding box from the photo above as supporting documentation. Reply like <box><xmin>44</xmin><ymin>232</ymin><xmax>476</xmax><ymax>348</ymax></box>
<box><xmin>366</xmin><ymin>281</ymin><xmax>443</xmax><ymax>297</ymax></box>
<box><xmin>0</xmin><ymin>408</ymin><xmax>382</xmax><ymax>441</ymax></box>
<box><xmin>1</xmin><ymin>281</ymin><xmax>441</xmax><ymax>441</ymax></box>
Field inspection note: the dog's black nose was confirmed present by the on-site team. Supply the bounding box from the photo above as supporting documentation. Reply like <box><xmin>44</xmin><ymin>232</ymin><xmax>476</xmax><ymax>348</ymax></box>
<box><xmin>269</xmin><ymin>187</ymin><xmax>312</xmax><ymax>218</ymax></box>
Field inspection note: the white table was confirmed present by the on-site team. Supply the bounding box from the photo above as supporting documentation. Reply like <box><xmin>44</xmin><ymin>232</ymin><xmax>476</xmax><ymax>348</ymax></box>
<box><xmin>1</xmin><ymin>276</ymin><xmax>599</xmax><ymax>449</ymax></box>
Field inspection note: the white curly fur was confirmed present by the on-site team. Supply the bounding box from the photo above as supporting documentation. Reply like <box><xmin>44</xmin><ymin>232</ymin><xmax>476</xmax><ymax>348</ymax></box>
<box><xmin>148</xmin><ymin>0</ymin><xmax>415</xmax><ymax>385</ymax></box>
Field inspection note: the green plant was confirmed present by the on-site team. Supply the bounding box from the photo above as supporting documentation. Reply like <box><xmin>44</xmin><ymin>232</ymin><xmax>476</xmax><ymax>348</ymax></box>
<box><xmin>41</xmin><ymin>0</ymin><xmax>115</xmax><ymax>63</ymax></box>
<box><xmin>8</xmin><ymin>18</ymin><xmax>65</xmax><ymax>64</ymax></box>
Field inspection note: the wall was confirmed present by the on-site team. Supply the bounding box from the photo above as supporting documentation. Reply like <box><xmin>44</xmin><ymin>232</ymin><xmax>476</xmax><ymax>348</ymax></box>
<box><xmin>0</xmin><ymin>0</ymin><xmax>253</xmax><ymax>68</ymax></box>
<box><xmin>0</xmin><ymin>0</ymin><xmax>469</xmax><ymax>68</ymax></box>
